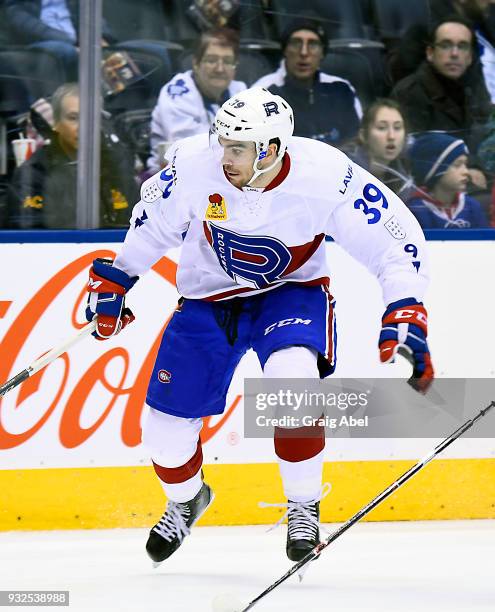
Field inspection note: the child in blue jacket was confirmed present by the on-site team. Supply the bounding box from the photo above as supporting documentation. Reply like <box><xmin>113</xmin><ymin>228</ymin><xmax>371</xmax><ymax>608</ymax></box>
<box><xmin>407</xmin><ymin>132</ymin><xmax>489</xmax><ymax>229</ymax></box>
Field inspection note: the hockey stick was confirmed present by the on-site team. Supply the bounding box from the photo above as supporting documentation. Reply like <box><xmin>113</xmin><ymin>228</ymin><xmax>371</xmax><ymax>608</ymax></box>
<box><xmin>0</xmin><ymin>320</ymin><xmax>97</xmax><ymax>398</ymax></box>
<box><xmin>229</xmin><ymin>400</ymin><xmax>495</xmax><ymax>612</ymax></box>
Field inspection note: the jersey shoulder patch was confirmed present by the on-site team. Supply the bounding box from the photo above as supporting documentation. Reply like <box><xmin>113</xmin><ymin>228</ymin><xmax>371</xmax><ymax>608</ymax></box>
<box><xmin>167</xmin><ymin>78</ymin><xmax>189</xmax><ymax>99</ymax></box>
<box><xmin>140</xmin><ymin>171</ymin><xmax>164</xmax><ymax>203</ymax></box>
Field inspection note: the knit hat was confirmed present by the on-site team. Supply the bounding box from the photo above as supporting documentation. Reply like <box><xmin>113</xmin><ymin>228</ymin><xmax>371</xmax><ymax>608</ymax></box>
<box><xmin>409</xmin><ymin>132</ymin><xmax>469</xmax><ymax>187</ymax></box>
<box><xmin>280</xmin><ymin>17</ymin><xmax>328</xmax><ymax>53</ymax></box>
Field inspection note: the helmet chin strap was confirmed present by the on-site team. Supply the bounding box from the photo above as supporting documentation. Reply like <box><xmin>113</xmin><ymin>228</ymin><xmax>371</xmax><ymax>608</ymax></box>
<box><xmin>246</xmin><ymin>143</ymin><xmax>283</xmax><ymax>186</ymax></box>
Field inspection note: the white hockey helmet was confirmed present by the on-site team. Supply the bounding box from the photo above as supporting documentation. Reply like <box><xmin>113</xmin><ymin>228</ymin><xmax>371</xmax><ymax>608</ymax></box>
<box><xmin>212</xmin><ymin>87</ymin><xmax>294</xmax><ymax>185</ymax></box>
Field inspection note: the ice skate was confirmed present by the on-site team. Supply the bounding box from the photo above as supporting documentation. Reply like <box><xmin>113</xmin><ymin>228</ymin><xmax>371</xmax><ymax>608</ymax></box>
<box><xmin>146</xmin><ymin>482</ymin><xmax>214</xmax><ymax>565</ymax></box>
<box><xmin>285</xmin><ymin>498</ymin><xmax>321</xmax><ymax>562</ymax></box>
<box><xmin>259</xmin><ymin>483</ymin><xmax>331</xmax><ymax>563</ymax></box>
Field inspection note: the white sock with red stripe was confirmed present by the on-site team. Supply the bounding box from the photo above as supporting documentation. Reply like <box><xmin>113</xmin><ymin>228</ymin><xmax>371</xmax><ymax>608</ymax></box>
<box><xmin>156</xmin><ymin>469</ymin><xmax>204</xmax><ymax>503</ymax></box>
<box><xmin>142</xmin><ymin>406</ymin><xmax>204</xmax><ymax>502</ymax></box>
<box><xmin>277</xmin><ymin>450</ymin><xmax>325</xmax><ymax>502</ymax></box>
<box><xmin>264</xmin><ymin>346</ymin><xmax>325</xmax><ymax>503</ymax></box>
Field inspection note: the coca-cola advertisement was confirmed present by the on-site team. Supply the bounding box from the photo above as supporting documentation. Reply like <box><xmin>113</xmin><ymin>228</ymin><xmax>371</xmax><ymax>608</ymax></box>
<box><xmin>0</xmin><ymin>245</ymin><xmax>252</xmax><ymax>469</ymax></box>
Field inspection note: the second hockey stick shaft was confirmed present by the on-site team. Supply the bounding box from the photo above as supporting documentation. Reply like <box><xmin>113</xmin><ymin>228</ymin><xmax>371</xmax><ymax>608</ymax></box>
<box><xmin>241</xmin><ymin>400</ymin><xmax>495</xmax><ymax>611</ymax></box>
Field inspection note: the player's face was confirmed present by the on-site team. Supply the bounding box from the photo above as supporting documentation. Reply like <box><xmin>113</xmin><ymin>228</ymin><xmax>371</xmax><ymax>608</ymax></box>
<box><xmin>435</xmin><ymin>155</ymin><xmax>469</xmax><ymax>192</ymax></box>
<box><xmin>284</xmin><ymin>29</ymin><xmax>323</xmax><ymax>83</ymax></box>
<box><xmin>193</xmin><ymin>41</ymin><xmax>237</xmax><ymax>101</ymax></box>
<box><xmin>54</xmin><ymin>94</ymin><xmax>79</xmax><ymax>156</ymax></box>
<box><xmin>365</xmin><ymin>107</ymin><xmax>405</xmax><ymax>164</ymax></box>
<box><xmin>218</xmin><ymin>137</ymin><xmax>257</xmax><ymax>187</ymax></box>
<box><xmin>426</xmin><ymin>22</ymin><xmax>473</xmax><ymax>80</ymax></box>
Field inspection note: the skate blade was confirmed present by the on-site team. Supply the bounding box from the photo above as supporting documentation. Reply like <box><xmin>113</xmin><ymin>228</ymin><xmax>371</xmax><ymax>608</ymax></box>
<box><xmin>152</xmin><ymin>561</ymin><xmax>162</xmax><ymax>569</ymax></box>
<box><xmin>297</xmin><ymin>564</ymin><xmax>310</xmax><ymax>582</ymax></box>
<box><xmin>298</xmin><ymin>552</ymin><xmax>321</xmax><ymax>582</ymax></box>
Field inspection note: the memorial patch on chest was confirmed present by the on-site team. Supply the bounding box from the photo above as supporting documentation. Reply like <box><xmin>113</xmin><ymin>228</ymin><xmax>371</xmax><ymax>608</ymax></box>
<box><xmin>206</xmin><ymin>193</ymin><xmax>228</xmax><ymax>221</ymax></box>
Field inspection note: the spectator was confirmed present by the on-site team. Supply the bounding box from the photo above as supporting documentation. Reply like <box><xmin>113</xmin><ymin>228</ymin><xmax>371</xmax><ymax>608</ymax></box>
<box><xmin>4</xmin><ymin>0</ymin><xmax>116</xmax><ymax>81</ymax></box>
<box><xmin>389</xmin><ymin>2</ymin><xmax>495</xmax><ymax>87</ymax></box>
<box><xmin>147</xmin><ymin>27</ymin><xmax>246</xmax><ymax>173</ymax></box>
<box><xmin>430</xmin><ymin>0</ymin><xmax>495</xmax><ymax>102</ymax></box>
<box><xmin>407</xmin><ymin>132</ymin><xmax>489</xmax><ymax>228</ymax></box>
<box><xmin>253</xmin><ymin>17</ymin><xmax>363</xmax><ymax>148</ymax></box>
<box><xmin>391</xmin><ymin>17</ymin><xmax>492</xmax><ymax>158</ymax></box>
<box><xmin>8</xmin><ymin>83</ymin><xmax>137</xmax><ymax>229</ymax></box>
<box><xmin>349</xmin><ymin>99</ymin><xmax>412</xmax><ymax>196</ymax></box>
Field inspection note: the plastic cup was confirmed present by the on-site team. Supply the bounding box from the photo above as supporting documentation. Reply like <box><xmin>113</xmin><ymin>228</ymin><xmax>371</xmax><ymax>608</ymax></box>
<box><xmin>12</xmin><ymin>138</ymin><xmax>37</xmax><ymax>167</ymax></box>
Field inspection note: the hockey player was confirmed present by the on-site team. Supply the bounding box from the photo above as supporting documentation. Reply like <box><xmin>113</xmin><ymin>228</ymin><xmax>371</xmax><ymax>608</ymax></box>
<box><xmin>85</xmin><ymin>87</ymin><xmax>434</xmax><ymax>565</ymax></box>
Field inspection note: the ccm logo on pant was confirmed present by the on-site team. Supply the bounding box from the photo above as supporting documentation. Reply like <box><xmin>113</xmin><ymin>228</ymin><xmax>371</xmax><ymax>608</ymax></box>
<box><xmin>264</xmin><ymin>317</ymin><xmax>312</xmax><ymax>336</ymax></box>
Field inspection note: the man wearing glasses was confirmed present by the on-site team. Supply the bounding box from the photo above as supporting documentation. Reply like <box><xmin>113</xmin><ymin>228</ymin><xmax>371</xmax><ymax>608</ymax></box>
<box><xmin>147</xmin><ymin>27</ymin><xmax>246</xmax><ymax>173</ymax></box>
<box><xmin>254</xmin><ymin>18</ymin><xmax>362</xmax><ymax>149</ymax></box>
<box><xmin>392</xmin><ymin>17</ymin><xmax>492</xmax><ymax>162</ymax></box>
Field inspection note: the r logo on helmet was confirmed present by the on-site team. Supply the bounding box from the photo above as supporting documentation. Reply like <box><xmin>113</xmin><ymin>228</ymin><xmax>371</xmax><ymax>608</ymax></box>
<box><xmin>263</xmin><ymin>102</ymin><xmax>279</xmax><ymax>117</ymax></box>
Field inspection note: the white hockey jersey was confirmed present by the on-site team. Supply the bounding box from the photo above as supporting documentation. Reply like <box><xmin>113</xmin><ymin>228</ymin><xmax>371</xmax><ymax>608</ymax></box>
<box><xmin>115</xmin><ymin>134</ymin><xmax>429</xmax><ymax>305</ymax></box>
<box><xmin>147</xmin><ymin>70</ymin><xmax>246</xmax><ymax>172</ymax></box>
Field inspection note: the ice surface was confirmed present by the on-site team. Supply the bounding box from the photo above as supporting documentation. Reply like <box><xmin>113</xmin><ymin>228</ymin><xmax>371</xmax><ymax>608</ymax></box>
<box><xmin>0</xmin><ymin>521</ymin><xmax>494</xmax><ymax>611</ymax></box>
